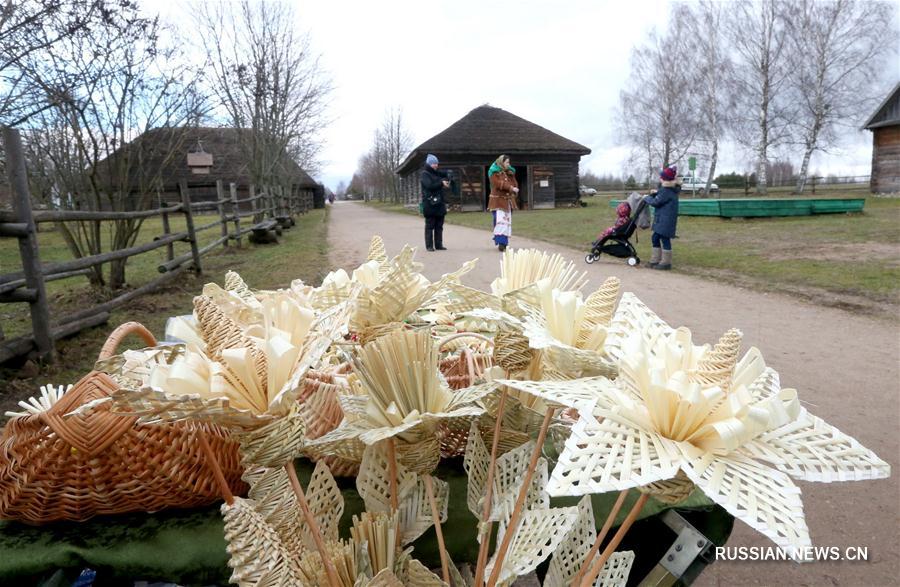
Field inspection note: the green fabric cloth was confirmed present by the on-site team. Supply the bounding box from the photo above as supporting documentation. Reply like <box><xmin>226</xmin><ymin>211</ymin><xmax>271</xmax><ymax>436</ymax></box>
<box><xmin>0</xmin><ymin>459</ymin><xmax>731</xmax><ymax>585</ymax></box>
<box><xmin>488</xmin><ymin>162</ymin><xmax>515</xmax><ymax>177</ymax></box>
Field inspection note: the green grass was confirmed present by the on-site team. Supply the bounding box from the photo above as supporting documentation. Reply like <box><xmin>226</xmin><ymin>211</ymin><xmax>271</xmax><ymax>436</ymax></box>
<box><xmin>0</xmin><ymin>209</ymin><xmax>330</xmax><ymax>409</ymax></box>
<box><xmin>364</xmin><ymin>196</ymin><xmax>900</xmax><ymax>315</ymax></box>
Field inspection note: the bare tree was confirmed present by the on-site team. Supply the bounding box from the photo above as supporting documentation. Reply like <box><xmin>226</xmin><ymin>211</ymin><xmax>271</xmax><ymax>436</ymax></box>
<box><xmin>195</xmin><ymin>0</ymin><xmax>332</xmax><ymax>187</ymax></box>
<box><xmin>353</xmin><ymin>107</ymin><xmax>413</xmax><ymax>202</ymax></box>
<box><xmin>688</xmin><ymin>1</ymin><xmax>737</xmax><ymax>195</ymax></box>
<box><xmin>785</xmin><ymin>0</ymin><xmax>895</xmax><ymax>193</ymax></box>
<box><xmin>618</xmin><ymin>7</ymin><xmax>698</xmax><ymax>182</ymax></box>
<box><xmin>729</xmin><ymin>0</ymin><xmax>793</xmax><ymax>194</ymax></box>
<box><xmin>13</xmin><ymin>5</ymin><xmax>205</xmax><ymax>288</ymax></box>
<box><xmin>0</xmin><ymin>0</ymin><xmax>107</xmax><ymax>124</ymax></box>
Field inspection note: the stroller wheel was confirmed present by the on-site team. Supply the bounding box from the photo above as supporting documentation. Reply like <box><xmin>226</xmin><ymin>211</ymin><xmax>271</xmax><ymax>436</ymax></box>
<box><xmin>627</xmin><ymin>256</ymin><xmax>639</xmax><ymax>267</ymax></box>
<box><xmin>585</xmin><ymin>253</ymin><xmax>598</xmax><ymax>264</ymax></box>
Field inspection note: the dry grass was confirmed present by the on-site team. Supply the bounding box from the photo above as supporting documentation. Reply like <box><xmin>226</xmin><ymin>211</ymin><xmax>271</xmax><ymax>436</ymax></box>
<box><xmin>0</xmin><ymin>209</ymin><xmax>330</xmax><ymax>415</ymax></box>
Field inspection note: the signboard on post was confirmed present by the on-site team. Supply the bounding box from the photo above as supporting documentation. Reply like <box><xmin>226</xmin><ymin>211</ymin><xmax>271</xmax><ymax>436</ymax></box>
<box><xmin>688</xmin><ymin>157</ymin><xmax>697</xmax><ymax>197</ymax></box>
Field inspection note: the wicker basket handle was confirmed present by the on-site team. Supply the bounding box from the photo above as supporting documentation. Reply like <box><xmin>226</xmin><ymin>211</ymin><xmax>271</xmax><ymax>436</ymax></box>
<box><xmin>98</xmin><ymin>321</ymin><xmax>157</xmax><ymax>360</ymax></box>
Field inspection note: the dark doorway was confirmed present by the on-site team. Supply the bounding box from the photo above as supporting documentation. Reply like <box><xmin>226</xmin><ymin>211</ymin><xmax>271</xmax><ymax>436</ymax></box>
<box><xmin>514</xmin><ymin>165</ymin><xmax>528</xmax><ymax>209</ymax></box>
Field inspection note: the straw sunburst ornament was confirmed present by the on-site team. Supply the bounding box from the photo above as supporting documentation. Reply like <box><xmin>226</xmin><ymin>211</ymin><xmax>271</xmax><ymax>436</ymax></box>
<box><xmin>503</xmin><ymin>307</ymin><xmax>890</xmax><ymax>558</ymax></box>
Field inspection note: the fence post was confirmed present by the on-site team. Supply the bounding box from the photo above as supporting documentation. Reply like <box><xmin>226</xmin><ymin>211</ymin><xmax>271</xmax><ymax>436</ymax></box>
<box><xmin>179</xmin><ymin>181</ymin><xmax>202</xmax><ymax>274</ymax></box>
<box><xmin>160</xmin><ymin>202</ymin><xmax>175</xmax><ymax>261</ymax></box>
<box><xmin>250</xmin><ymin>184</ymin><xmax>259</xmax><ymax>223</ymax></box>
<box><xmin>230</xmin><ymin>183</ymin><xmax>242</xmax><ymax>248</ymax></box>
<box><xmin>811</xmin><ymin>176</ymin><xmax>816</xmax><ymax>195</ymax></box>
<box><xmin>2</xmin><ymin>127</ymin><xmax>54</xmax><ymax>361</ymax></box>
<box><xmin>215</xmin><ymin>180</ymin><xmax>229</xmax><ymax>249</ymax></box>
<box><xmin>744</xmin><ymin>175</ymin><xmax>749</xmax><ymax>197</ymax></box>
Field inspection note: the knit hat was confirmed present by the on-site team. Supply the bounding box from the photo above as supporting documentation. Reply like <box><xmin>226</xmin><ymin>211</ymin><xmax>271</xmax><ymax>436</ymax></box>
<box><xmin>426</xmin><ymin>154</ymin><xmax>439</xmax><ymax>166</ymax></box>
<box><xmin>660</xmin><ymin>166</ymin><xmax>677</xmax><ymax>181</ymax></box>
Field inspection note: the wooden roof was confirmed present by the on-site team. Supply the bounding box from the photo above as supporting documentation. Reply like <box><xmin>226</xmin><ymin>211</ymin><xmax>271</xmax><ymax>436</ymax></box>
<box><xmin>396</xmin><ymin>105</ymin><xmax>590</xmax><ymax>174</ymax></box>
<box><xmin>95</xmin><ymin>126</ymin><xmax>320</xmax><ymax>192</ymax></box>
<box><xmin>864</xmin><ymin>82</ymin><xmax>900</xmax><ymax>130</ymax></box>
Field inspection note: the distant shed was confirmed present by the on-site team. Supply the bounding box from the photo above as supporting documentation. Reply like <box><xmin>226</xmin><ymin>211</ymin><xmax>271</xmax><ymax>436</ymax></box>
<box><xmin>864</xmin><ymin>82</ymin><xmax>900</xmax><ymax>193</ymax></box>
<box><xmin>95</xmin><ymin>127</ymin><xmax>324</xmax><ymax>208</ymax></box>
<box><xmin>395</xmin><ymin>105</ymin><xmax>591</xmax><ymax>211</ymax></box>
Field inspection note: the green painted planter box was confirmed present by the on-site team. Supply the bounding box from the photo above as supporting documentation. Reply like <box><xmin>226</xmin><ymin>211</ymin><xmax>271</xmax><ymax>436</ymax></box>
<box><xmin>610</xmin><ymin>198</ymin><xmax>866</xmax><ymax>218</ymax></box>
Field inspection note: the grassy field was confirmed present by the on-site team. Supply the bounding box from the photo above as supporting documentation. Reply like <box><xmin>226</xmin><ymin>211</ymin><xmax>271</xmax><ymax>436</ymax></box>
<box><xmin>364</xmin><ymin>196</ymin><xmax>900</xmax><ymax>318</ymax></box>
<box><xmin>0</xmin><ymin>208</ymin><xmax>330</xmax><ymax>411</ymax></box>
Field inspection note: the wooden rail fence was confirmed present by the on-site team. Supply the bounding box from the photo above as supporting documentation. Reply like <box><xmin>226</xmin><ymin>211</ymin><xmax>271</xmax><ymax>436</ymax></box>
<box><xmin>0</xmin><ymin>127</ymin><xmax>314</xmax><ymax>365</ymax></box>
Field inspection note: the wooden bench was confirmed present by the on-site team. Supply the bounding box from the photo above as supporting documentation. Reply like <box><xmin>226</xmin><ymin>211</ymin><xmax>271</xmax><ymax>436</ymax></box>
<box><xmin>248</xmin><ymin>219</ymin><xmax>279</xmax><ymax>244</ymax></box>
<box><xmin>275</xmin><ymin>215</ymin><xmax>294</xmax><ymax>229</ymax></box>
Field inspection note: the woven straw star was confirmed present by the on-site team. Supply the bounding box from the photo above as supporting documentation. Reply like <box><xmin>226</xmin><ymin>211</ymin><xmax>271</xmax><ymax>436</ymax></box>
<box><xmin>501</xmin><ymin>295</ymin><xmax>891</xmax><ymax>558</ymax></box>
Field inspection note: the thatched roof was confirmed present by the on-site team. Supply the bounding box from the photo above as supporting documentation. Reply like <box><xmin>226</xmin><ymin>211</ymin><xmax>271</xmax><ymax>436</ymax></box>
<box><xmin>95</xmin><ymin>126</ymin><xmax>320</xmax><ymax>192</ymax></box>
<box><xmin>864</xmin><ymin>82</ymin><xmax>900</xmax><ymax>130</ymax></box>
<box><xmin>396</xmin><ymin>105</ymin><xmax>590</xmax><ymax>174</ymax></box>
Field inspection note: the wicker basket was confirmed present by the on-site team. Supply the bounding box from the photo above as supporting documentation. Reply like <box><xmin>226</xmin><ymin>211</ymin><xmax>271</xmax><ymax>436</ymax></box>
<box><xmin>0</xmin><ymin>322</ymin><xmax>246</xmax><ymax>524</ymax></box>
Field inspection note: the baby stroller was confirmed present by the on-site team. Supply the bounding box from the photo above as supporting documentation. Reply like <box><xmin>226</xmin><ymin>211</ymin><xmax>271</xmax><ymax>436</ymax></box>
<box><xmin>585</xmin><ymin>197</ymin><xmax>649</xmax><ymax>266</ymax></box>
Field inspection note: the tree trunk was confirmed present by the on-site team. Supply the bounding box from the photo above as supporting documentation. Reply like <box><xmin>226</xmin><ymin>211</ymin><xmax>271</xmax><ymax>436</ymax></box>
<box><xmin>705</xmin><ymin>139</ymin><xmax>718</xmax><ymax>195</ymax></box>
<box><xmin>109</xmin><ymin>257</ymin><xmax>128</xmax><ymax>290</ymax></box>
<box><xmin>795</xmin><ymin>145</ymin><xmax>814</xmax><ymax>194</ymax></box>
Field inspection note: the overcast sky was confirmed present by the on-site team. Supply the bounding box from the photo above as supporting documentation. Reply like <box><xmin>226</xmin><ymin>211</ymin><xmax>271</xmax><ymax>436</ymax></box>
<box><xmin>168</xmin><ymin>0</ymin><xmax>900</xmax><ymax>189</ymax></box>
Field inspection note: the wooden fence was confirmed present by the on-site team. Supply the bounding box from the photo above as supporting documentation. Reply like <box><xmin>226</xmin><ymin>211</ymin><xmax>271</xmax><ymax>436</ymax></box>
<box><xmin>0</xmin><ymin>128</ymin><xmax>314</xmax><ymax>365</ymax></box>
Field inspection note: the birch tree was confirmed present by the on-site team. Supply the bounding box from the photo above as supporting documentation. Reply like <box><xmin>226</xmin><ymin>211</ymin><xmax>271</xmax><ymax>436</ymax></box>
<box><xmin>729</xmin><ymin>0</ymin><xmax>792</xmax><ymax>194</ymax></box>
<box><xmin>618</xmin><ymin>6</ymin><xmax>698</xmax><ymax>182</ymax></box>
<box><xmin>786</xmin><ymin>0</ymin><xmax>895</xmax><ymax>193</ymax></box>
<box><xmin>689</xmin><ymin>1</ymin><xmax>737</xmax><ymax>194</ymax></box>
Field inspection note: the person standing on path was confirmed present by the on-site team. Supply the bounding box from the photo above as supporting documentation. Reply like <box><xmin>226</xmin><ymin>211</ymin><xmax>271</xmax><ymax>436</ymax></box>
<box><xmin>421</xmin><ymin>154</ymin><xmax>450</xmax><ymax>251</ymax></box>
<box><xmin>487</xmin><ymin>154</ymin><xmax>519</xmax><ymax>252</ymax></box>
<box><xmin>645</xmin><ymin>165</ymin><xmax>681</xmax><ymax>270</ymax></box>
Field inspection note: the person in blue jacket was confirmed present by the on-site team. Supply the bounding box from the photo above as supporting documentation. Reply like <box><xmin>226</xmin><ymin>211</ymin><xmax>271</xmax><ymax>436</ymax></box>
<box><xmin>420</xmin><ymin>154</ymin><xmax>450</xmax><ymax>251</ymax></box>
<box><xmin>644</xmin><ymin>165</ymin><xmax>681</xmax><ymax>270</ymax></box>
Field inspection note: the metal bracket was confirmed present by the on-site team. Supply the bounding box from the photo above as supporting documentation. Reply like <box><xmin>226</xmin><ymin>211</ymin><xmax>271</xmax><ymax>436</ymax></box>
<box><xmin>659</xmin><ymin>510</ymin><xmax>713</xmax><ymax>577</ymax></box>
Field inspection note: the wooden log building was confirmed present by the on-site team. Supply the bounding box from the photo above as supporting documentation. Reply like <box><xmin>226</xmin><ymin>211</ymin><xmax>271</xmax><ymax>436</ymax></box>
<box><xmin>864</xmin><ymin>82</ymin><xmax>900</xmax><ymax>194</ymax></box>
<box><xmin>95</xmin><ymin>127</ymin><xmax>324</xmax><ymax>208</ymax></box>
<box><xmin>395</xmin><ymin>105</ymin><xmax>591</xmax><ymax>211</ymax></box>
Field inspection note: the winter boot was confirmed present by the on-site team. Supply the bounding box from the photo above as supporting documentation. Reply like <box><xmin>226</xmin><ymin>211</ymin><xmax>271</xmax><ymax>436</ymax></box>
<box><xmin>649</xmin><ymin>247</ymin><xmax>661</xmax><ymax>268</ymax></box>
<box><xmin>654</xmin><ymin>249</ymin><xmax>672</xmax><ymax>270</ymax></box>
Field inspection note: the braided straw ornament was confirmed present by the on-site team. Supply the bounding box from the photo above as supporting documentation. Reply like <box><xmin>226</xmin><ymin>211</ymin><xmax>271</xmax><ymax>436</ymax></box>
<box><xmin>692</xmin><ymin>328</ymin><xmax>743</xmax><ymax>391</ymax></box>
<box><xmin>637</xmin><ymin>470</ymin><xmax>696</xmax><ymax>505</ymax></box>
<box><xmin>492</xmin><ymin>331</ymin><xmax>533</xmax><ymax>373</ymax></box>
<box><xmin>222</xmin><ymin>496</ymin><xmax>305</xmax><ymax>587</ymax></box>
<box><xmin>235</xmin><ymin>405</ymin><xmax>306</xmax><ymax>467</ymax></box>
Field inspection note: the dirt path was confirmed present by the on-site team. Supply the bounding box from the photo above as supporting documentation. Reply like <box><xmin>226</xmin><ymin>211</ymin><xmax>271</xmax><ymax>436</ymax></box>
<box><xmin>328</xmin><ymin>201</ymin><xmax>899</xmax><ymax>587</ymax></box>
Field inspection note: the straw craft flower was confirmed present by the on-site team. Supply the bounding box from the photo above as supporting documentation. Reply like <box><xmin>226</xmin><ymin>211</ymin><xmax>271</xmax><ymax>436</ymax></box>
<box><xmin>519</xmin><ymin>276</ymin><xmax>621</xmax><ymax>378</ymax></box>
<box><xmin>501</xmin><ymin>295</ymin><xmax>891</xmax><ymax>558</ymax></box>
<box><xmin>307</xmin><ymin>330</ymin><xmax>492</xmax><ymax>467</ymax></box>
<box><xmin>492</xmin><ymin>248</ymin><xmax>589</xmax><ymax>298</ymax></box>
<box><xmin>310</xmin><ymin>235</ymin><xmax>391</xmax><ymax>311</ymax></box>
<box><xmin>350</xmin><ymin>245</ymin><xmax>476</xmax><ymax>336</ymax></box>
<box><xmin>99</xmin><ymin>279</ymin><xmax>350</xmax><ymax>432</ymax></box>
<box><xmin>444</xmin><ymin>248</ymin><xmax>588</xmax><ymax>321</ymax></box>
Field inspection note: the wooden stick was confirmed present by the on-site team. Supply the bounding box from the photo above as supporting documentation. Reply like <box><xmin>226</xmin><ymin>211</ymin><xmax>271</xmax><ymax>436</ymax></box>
<box><xmin>473</xmin><ymin>386</ymin><xmax>509</xmax><ymax>587</ymax></box>
<box><xmin>386</xmin><ymin>438</ymin><xmax>401</xmax><ymax>549</ymax></box>
<box><xmin>424</xmin><ymin>475</ymin><xmax>451</xmax><ymax>585</ymax></box>
<box><xmin>570</xmin><ymin>489</ymin><xmax>629</xmax><ymax>587</ymax></box>
<box><xmin>196</xmin><ymin>428</ymin><xmax>234</xmax><ymax>506</ymax></box>
<box><xmin>285</xmin><ymin>462</ymin><xmax>343</xmax><ymax>587</ymax></box>
<box><xmin>579</xmin><ymin>493</ymin><xmax>649</xmax><ymax>587</ymax></box>
<box><xmin>386</xmin><ymin>438</ymin><xmax>400</xmax><ymax>511</ymax></box>
<box><xmin>486</xmin><ymin>406</ymin><xmax>555</xmax><ymax>587</ymax></box>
